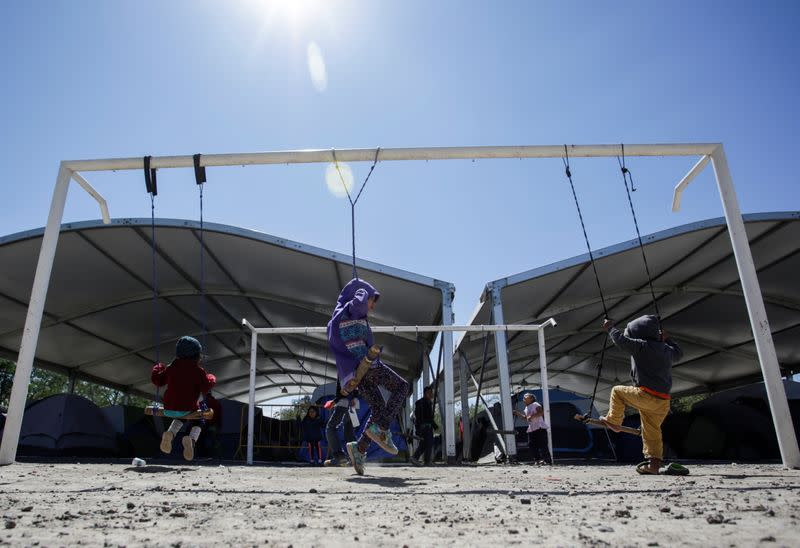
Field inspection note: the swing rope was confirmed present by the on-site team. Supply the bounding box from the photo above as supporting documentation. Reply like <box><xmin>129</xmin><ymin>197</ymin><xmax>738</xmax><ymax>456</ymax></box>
<box><xmin>562</xmin><ymin>146</ymin><xmax>608</xmax><ymax>415</ymax></box>
<box><xmin>144</xmin><ymin>156</ymin><xmax>161</xmax><ymax>409</ymax></box>
<box><xmin>332</xmin><ymin>148</ymin><xmax>380</xmax><ymax>280</ymax></box>
<box><xmin>617</xmin><ymin>144</ymin><xmax>662</xmax><ymax>330</ymax></box>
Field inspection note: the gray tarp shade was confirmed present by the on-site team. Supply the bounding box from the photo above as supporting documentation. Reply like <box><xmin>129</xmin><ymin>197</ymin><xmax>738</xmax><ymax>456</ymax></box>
<box><xmin>455</xmin><ymin>212</ymin><xmax>800</xmax><ymax>411</ymax></box>
<box><xmin>0</xmin><ymin>219</ymin><xmax>448</xmax><ymax>403</ymax></box>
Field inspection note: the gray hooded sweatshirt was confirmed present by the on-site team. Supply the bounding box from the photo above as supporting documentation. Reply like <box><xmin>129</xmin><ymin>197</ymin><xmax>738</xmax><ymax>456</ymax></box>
<box><xmin>607</xmin><ymin>315</ymin><xmax>683</xmax><ymax>396</ymax></box>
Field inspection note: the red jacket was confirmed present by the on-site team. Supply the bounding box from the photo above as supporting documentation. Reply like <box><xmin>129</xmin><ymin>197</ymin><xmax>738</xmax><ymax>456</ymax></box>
<box><xmin>151</xmin><ymin>358</ymin><xmax>216</xmax><ymax>412</ymax></box>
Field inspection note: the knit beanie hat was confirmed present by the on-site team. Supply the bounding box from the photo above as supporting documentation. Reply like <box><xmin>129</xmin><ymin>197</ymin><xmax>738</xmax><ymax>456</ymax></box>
<box><xmin>176</xmin><ymin>336</ymin><xmax>202</xmax><ymax>359</ymax></box>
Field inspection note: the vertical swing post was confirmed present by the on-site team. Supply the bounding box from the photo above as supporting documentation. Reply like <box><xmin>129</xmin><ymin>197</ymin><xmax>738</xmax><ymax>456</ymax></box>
<box><xmin>0</xmin><ymin>164</ymin><xmax>72</xmax><ymax>465</ymax></box>
<box><xmin>538</xmin><ymin>326</ymin><xmax>553</xmax><ymax>463</ymax></box>
<box><xmin>247</xmin><ymin>330</ymin><xmax>258</xmax><ymax>465</ymax></box>
<box><xmin>489</xmin><ymin>282</ymin><xmax>517</xmax><ymax>459</ymax></box>
<box><xmin>439</xmin><ymin>283</ymin><xmax>457</xmax><ymax>461</ymax></box>
<box><xmin>459</xmin><ymin>351</ymin><xmax>472</xmax><ymax>461</ymax></box>
<box><xmin>710</xmin><ymin>146</ymin><xmax>800</xmax><ymax>469</ymax></box>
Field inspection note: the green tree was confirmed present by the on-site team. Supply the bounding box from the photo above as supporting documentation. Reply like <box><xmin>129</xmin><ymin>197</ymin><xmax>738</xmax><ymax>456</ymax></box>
<box><xmin>0</xmin><ymin>359</ymin><xmax>149</xmax><ymax>410</ymax></box>
<box><xmin>274</xmin><ymin>395</ymin><xmax>311</xmax><ymax>420</ymax></box>
<box><xmin>1</xmin><ymin>359</ymin><xmax>68</xmax><ymax>409</ymax></box>
<box><xmin>671</xmin><ymin>392</ymin><xmax>708</xmax><ymax>413</ymax></box>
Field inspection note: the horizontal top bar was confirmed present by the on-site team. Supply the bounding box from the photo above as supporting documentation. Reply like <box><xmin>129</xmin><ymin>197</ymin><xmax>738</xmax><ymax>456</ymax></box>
<box><xmin>63</xmin><ymin>144</ymin><xmax>721</xmax><ymax>172</ymax></box>
<box><xmin>242</xmin><ymin>318</ymin><xmax>557</xmax><ymax>335</ymax></box>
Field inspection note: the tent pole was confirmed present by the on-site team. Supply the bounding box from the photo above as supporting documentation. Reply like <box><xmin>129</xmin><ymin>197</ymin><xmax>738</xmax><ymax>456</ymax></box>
<box><xmin>247</xmin><ymin>331</ymin><xmax>257</xmax><ymax>465</ymax></box>
<box><xmin>490</xmin><ymin>282</ymin><xmax>517</xmax><ymax>459</ymax></box>
<box><xmin>538</xmin><ymin>328</ymin><xmax>553</xmax><ymax>463</ymax></box>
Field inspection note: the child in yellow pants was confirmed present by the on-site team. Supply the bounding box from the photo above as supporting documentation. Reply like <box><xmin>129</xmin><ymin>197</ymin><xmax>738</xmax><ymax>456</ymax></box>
<box><xmin>599</xmin><ymin>315</ymin><xmax>683</xmax><ymax>474</ymax></box>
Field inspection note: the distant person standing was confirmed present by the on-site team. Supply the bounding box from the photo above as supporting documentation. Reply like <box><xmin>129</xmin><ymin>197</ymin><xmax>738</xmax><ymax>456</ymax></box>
<box><xmin>513</xmin><ymin>393</ymin><xmax>551</xmax><ymax>465</ymax></box>
<box><xmin>323</xmin><ymin>382</ymin><xmax>358</xmax><ymax>467</ymax></box>
<box><xmin>411</xmin><ymin>385</ymin><xmax>437</xmax><ymax>465</ymax></box>
<box><xmin>301</xmin><ymin>406</ymin><xmax>324</xmax><ymax>465</ymax></box>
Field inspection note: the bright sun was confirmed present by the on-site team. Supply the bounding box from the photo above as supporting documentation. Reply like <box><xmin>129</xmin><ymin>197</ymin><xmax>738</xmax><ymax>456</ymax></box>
<box><xmin>245</xmin><ymin>0</ymin><xmax>322</xmax><ymax>30</ymax></box>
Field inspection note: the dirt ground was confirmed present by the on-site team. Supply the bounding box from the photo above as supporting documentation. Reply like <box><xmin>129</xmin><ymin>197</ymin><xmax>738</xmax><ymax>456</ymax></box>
<box><xmin>0</xmin><ymin>460</ymin><xmax>798</xmax><ymax>547</ymax></box>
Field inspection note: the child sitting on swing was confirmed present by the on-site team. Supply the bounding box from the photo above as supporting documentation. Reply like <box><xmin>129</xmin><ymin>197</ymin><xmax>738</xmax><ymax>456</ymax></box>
<box><xmin>599</xmin><ymin>315</ymin><xmax>683</xmax><ymax>474</ymax></box>
<box><xmin>327</xmin><ymin>278</ymin><xmax>409</xmax><ymax>475</ymax></box>
<box><xmin>151</xmin><ymin>336</ymin><xmax>216</xmax><ymax>461</ymax></box>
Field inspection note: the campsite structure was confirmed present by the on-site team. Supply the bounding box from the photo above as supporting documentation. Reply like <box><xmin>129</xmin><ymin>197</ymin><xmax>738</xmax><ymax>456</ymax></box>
<box><xmin>1</xmin><ymin>143</ymin><xmax>798</xmax><ymax>472</ymax></box>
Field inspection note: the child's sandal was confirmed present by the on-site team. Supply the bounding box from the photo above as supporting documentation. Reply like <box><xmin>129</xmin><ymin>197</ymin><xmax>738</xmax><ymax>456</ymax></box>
<box><xmin>635</xmin><ymin>459</ymin><xmax>660</xmax><ymax>475</ymax></box>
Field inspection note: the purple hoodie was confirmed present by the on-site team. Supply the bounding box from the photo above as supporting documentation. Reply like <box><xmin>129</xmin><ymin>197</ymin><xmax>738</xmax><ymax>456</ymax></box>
<box><xmin>327</xmin><ymin>278</ymin><xmax>381</xmax><ymax>386</ymax></box>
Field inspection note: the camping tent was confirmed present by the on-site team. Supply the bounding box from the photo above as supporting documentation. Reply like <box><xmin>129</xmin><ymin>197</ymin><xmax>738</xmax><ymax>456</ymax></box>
<box><xmin>18</xmin><ymin>394</ymin><xmax>118</xmax><ymax>456</ymax></box>
<box><xmin>101</xmin><ymin>405</ymin><xmax>163</xmax><ymax>458</ymax></box>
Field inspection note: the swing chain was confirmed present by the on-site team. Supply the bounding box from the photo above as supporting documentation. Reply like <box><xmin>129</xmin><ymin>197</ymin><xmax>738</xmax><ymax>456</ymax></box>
<box><xmin>617</xmin><ymin>144</ymin><xmax>662</xmax><ymax>330</ymax></box>
<box><xmin>561</xmin><ymin>146</ymin><xmax>610</xmax><ymax>416</ymax></box>
<box><xmin>562</xmin><ymin>145</ymin><xmax>608</xmax><ymax>317</ymax></box>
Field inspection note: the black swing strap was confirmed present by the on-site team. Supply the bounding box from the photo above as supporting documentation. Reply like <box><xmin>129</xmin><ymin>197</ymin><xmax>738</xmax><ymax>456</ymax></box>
<box><xmin>332</xmin><ymin>148</ymin><xmax>380</xmax><ymax>280</ymax></box>
<box><xmin>194</xmin><ymin>154</ymin><xmax>210</xmax><ymax>421</ymax></box>
<box><xmin>144</xmin><ymin>156</ymin><xmax>162</xmax><ymax>411</ymax></box>
<box><xmin>144</xmin><ymin>156</ymin><xmax>160</xmax><ymax>365</ymax></box>
<box><xmin>194</xmin><ymin>154</ymin><xmax>208</xmax><ymax>353</ymax></box>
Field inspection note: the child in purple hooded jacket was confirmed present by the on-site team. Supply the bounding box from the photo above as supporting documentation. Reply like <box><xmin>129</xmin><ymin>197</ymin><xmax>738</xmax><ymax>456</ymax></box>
<box><xmin>327</xmin><ymin>278</ymin><xmax>409</xmax><ymax>475</ymax></box>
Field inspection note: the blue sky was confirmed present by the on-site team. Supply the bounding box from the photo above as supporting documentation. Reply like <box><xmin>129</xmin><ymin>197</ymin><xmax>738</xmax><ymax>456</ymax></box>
<box><xmin>1</xmin><ymin>0</ymin><xmax>799</xmax><ymax>331</ymax></box>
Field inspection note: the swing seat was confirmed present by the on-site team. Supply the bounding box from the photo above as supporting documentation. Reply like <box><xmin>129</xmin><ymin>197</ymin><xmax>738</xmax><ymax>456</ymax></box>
<box><xmin>145</xmin><ymin>406</ymin><xmax>214</xmax><ymax>420</ymax></box>
<box><xmin>573</xmin><ymin>414</ymin><xmax>641</xmax><ymax>436</ymax></box>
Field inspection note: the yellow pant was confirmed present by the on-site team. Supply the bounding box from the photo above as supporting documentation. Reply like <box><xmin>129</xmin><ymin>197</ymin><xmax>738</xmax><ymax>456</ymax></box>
<box><xmin>606</xmin><ymin>386</ymin><xmax>670</xmax><ymax>460</ymax></box>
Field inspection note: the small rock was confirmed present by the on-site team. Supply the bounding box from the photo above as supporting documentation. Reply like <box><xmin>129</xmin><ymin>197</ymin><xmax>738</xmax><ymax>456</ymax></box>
<box><xmin>760</xmin><ymin>536</ymin><xmax>776</xmax><ymax>542</ymax></box>
<box><xmin>659</xmin><ymin>507</ymin><xmax>671</xmax><ymax>513</ymax></box>
<box><xmin>614</xmin><ymin>510</ymin><xmax>630</xmax><ymax>518</ymax></box>
<box><xmin>598</xmin><ymin>526</ymin><xmax>614</xmax><ymax>533</ymax></box>
<box><xmin>520</xmin><ymin>499</ymin><xmax>531</xmax><ymax>505</ymax></box>
<box><xmin>309</xmin><ymin>488</ymin><xmax>318</xmax><ymax>494</ymax></box>
<box><xmin>509</xmin><ymin>529</ymin><xmax>519</xmax><ymax>534</ymax></box>
<box><xmin>5</xmin><ymin>521</ymin><xmax>16</xmax><ymax>530</ymax></box>
<box><xmin>706</xmin><ymin>514</ymin><xmax>725</xmax><ymax>524</ymax></box>
<box><xmin>170</xmin><ymin>511</ymin><xmax>186</xmax><ymax>518</ymax></box>
<box><xmin>21</xmin><ymin>506</ymin><xmax>33</xmax><ymax>513</ymax></box>
<box><xmin>126</xmin><ymin>503</ymin><xmax>135</xmax><ymax>510</ymax></box>
<box><xmin>764</xmin><ymin>509</ymin><xmax>776</xmax><ymax>517</ymax></box>
<box><xmin>297</xmin><ymin>523</ymin><xmax>306</xmax><ymax>529</ymax></box>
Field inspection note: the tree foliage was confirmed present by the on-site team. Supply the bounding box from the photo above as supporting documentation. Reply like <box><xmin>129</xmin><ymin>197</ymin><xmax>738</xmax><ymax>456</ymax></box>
<box><xmin>272</xmin><ymin>395</ymin><xmax>311</xmax><ymax>420</ymax></box>
<box><xmin>0</xmin><ymin>359</ymin><xmax>148</xmax><ymax>411</ymax></box>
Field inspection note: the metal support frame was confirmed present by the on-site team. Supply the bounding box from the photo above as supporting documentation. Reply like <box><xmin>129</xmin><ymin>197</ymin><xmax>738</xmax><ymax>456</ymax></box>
<box><xmin>439</xmin><ymin>284</ymin><xmax>457</xmax><ymax>462</ymax></box>
<box><xmin>707</xmin><ymin>148</ymin><xmax>800</xmax><ymax>468</ymax></box>
<box><xmin>0</xmin><ymin>165</ymin><xmax>110</xmax><ymax>465</ymax></box>
<box><xmin>241</xmin><ymin>319</ymin><xmax>555</xmax><ymax>464</ymax></box>
<box><xmin>459</xmin><ymin>351</ymin><xmax>472</xmax><ymax>461</ymax></box>
<box><xmin>2</xmin><ymin>142</ymin><xmax>796</xmax><ymax>470</ymax></box>
<box><xmin>537</xmin><ymin>328</ymin><xmax>553</xmax><ymax>462</ymax></box>
<box><xmin>489</xmin><ymin>282</ymin><xmax>517</xmax><ymax>458</ymax></box>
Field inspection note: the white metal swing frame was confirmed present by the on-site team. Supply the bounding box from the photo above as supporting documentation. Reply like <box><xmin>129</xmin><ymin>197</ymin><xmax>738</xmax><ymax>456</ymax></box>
<box><xmin>240</xmin><ymin>319</ymin><xmax>557</xmax><ymax>465</ymax></box>
<box><xmin>1</xmin><ymin>143</ymin><xmax>797</xmax><ymax>469</ymax></box>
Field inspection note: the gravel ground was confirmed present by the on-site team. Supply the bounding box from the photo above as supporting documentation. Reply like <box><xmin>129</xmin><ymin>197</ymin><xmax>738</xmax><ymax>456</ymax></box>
<box><xmin>0</xmin><ymin>461</ymin><xmax>798</xmax><ymax>547</ymax></box>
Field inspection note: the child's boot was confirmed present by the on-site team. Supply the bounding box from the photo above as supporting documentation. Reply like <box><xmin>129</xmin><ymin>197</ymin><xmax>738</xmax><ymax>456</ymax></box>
<box><xmin>182</xmin><ymin>436</ymin><xmax>195</xmax><ymax>461</ymax></box>
<box><xmin>159</xmin><ymin>431</ymin><xmax>174</xmax><ymax>454</ymax></box>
